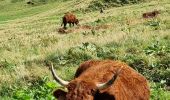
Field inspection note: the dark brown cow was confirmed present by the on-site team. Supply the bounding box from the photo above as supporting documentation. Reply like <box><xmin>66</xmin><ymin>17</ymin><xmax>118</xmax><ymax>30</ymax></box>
<box><xmin>51</xmin><ymin>60</ymin><xmax>150</xmax><ymax>100</ymax></box>
<box><xmin>143</xmin><ymin>10</ymin><xmax>160</xmax><ymax>18</ymax></box>
<box><xmin>27</xmin><ymin>1</ymin><xmax>34</xmax><ymax>5</ymax></box>
<box><xmin>100</xmin><ymin>8</ymin><xmax>104</xmax><ymax>13</ymax></box>
<box><xmin>61</xmin><ymin>13</ymin><xmax>79</xmax><ymax>29</ymax></box>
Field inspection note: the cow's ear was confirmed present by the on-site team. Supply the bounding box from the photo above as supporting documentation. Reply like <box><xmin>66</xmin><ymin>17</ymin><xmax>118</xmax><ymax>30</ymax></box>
<box><xmin>53</xmin><ymin>89</ymin><xmax>67</xmax><ymax>100</ymax></box>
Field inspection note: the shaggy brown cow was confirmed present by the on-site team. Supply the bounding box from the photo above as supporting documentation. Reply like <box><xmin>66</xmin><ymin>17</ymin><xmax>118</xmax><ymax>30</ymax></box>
<box><xmin>51</xmin><ymin>60</ymin><xmax>150</xmax><ymax>100</ymax></box>
<box><xmin>27</xmin><ymin>1</ymin><xmax>34</xmax><ymax>5</ymax></box>
<box><xmin>61</xmin><ymin>13</ymin><xmax>79</xmax><ymax>29</ymax></box>
<box><xmin>143</xmin><ymin>10</ymin><xmax>160</xmax><ymax>18</ymax></box>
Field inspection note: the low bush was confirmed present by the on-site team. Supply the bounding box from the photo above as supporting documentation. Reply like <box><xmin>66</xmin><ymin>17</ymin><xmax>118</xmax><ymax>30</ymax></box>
<box><xmin>87</xmin><ymin>0</ymin><xmax>149</xmax><ymax>11</ymax></box>
<box><xmin>0</xmin><ymin>76</ymin><xmax>57</xmax><ymax>99</ymax></box>
<box><xmin>11</xmin><ymin>0</ymin><xmax>24</xmax><ymax>3</ymax></box>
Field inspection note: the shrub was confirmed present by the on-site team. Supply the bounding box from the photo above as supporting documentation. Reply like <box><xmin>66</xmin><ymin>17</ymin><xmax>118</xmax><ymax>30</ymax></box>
<box><xmin>87</xmin><ymin>0</ymin><xmax>149</xmax><ymax>11</ymax></box>
<box><xmin>87</xmin><ymin>1</ymin><xmax>104</xmax><ymax>11</ymax></box>
<box><xmin>0</xmin><ymin>76</ymin><xmax>57</xmax><ymax>99</ymax></box>
<box><xmin>144</xmin><ymin>41</ymin><xmax>169</xmax><ymax>57</ymax></box>
<box><xmin>47</xmin><ymin>42</ymin><xmax>119</xmax><ymax>66</ymax></box>
<box><xmin>150</xmin><ymin>82</ymin><xmax>170</xmax><ymax>100</ymax></box>
<box><xmin>11</xmin><ymin>0</ymin><xmax>24</xmax><ymax>3</ymax></box>
<box><xmin>104</xmin><ymin>0</ymin><xmax>146</xmax><ymax>4</ymax></box>
<box><xmin>144</xmin><ymin>20</ymin><xmax>161</xmax><ymax>30</ymax></box>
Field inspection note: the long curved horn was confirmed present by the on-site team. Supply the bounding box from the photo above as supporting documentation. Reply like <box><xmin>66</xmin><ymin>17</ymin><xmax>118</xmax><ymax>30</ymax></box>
<box><xmin>51</xmin><ymin>64</ymin><xmax>69</xmax><ymax>86</ymax></box>
<box><xmin>96</xmin><ymin>66</ymin><xmax>123</xmax><ymax>90</ymax></box>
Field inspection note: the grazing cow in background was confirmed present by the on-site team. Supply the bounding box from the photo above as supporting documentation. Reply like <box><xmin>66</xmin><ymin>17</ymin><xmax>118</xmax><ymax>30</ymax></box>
<box><xmin>143</xmin><ymin>10</ymin><xmax>160</xmax><ymax>18</ymax></box>
<box><xmin>50</xmin><ymin>60</ymin><xmax>150</xmax><ymax>100</ymax></box>
<box><xmin>100</xmin><ymin>8</ymin><xmax>104</xmax><ymax>13</ymax></box>
<box><xmin>61</xmin><ymin>12</ymin><xmax>79</xmax><ymax>29</ymax></box>
<box><xmin>27</xmin><ymin>1</ymin><xmax>34</xmax><ymax>5</ymax></box>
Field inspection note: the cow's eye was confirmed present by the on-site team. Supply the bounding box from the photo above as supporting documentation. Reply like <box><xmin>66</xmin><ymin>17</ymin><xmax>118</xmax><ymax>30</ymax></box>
<box><xmin>67</xmin><ymin>87</ymin><xmax>72</xmax><ymax>91</ymax></box>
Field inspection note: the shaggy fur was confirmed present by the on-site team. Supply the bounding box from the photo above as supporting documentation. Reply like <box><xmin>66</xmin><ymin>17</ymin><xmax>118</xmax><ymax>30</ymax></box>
<box><xmin>143</xmin><ymin>10</ymin><xmax>160</xmax><ymax>18</ymax></box>
<box><xmin>53</xmin><ymin>60</ymin><xmax>150</xmax><ymax>100</ymax></box>
<box><xmin>61</xmin><ymin>13</ymin><xmax>79</xmax><ymax>29</ymax></box>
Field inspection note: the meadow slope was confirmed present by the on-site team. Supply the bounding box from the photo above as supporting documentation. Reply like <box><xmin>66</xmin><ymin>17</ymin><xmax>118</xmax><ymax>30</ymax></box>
<box><xmin>0</xmin><ymin>0</ymin><xmax>170</xmax><ymax>99</ymax></box>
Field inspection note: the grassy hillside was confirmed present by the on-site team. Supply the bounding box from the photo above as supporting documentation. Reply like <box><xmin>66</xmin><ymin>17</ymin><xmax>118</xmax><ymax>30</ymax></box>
<box><xmin>0</xmin><ymin>0</ymin><xmax>170</xmax><ymax>99</ymax></box>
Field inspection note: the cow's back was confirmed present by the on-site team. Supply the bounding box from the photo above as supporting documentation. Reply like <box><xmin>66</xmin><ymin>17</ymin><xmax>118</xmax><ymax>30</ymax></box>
<box><xmin>75</xmin><ymin>60</ymin><xmax>150</xmax><ymax>100</ymax></box>
<box><xmin>75</xmin><ymin>60</ymin><xmax>101</xmax><ymax>78</ymax></box>
<box><xmin>63</xmin><ymin>13</ymin><xmax>76</xmax><ymax>23</ymax></box>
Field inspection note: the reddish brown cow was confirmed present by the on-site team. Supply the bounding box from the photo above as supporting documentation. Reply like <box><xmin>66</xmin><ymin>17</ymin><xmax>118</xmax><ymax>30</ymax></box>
<box><xmin>51</xmin><ymin>60</ymin><xmax>150</xmax><ymax>100</ymax></box>
<box><xmin>143</xmin><ymin>10</ymin><xmax>160</xmax><ymax>18</ymax></box>
<box><xmin>61</xmin><ymin>13</ymin><xmax>79</xmax><ymax>29</ymax></box>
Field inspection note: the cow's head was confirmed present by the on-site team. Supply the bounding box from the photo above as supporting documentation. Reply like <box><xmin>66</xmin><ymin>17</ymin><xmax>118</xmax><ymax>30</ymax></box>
<box><xmin>153</xmin><ymin>10</ymin><xmax>160</xmax><ymax>15</ymax></box>
<box><xmin>75</xmin><ymin>19</ymin><xmax>79</xmax><ymax>26</ymax></box>
<box><xmin>51</xmin><ymin>64</ymin><xmax>122</xmax><ymax>100</ymax></box>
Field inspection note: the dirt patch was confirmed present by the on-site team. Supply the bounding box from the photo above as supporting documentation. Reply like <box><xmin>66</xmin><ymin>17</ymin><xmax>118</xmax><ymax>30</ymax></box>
<box><xmin>75</xmin><ymin>25</ymin><xmax>92</xmax><ymax>30</ymax></box>
<box><xmin>58</xmin><ymin>28</ymin><xmax>73</xmax><ymax>34</ymax></box>
<box><xmin>77</xmin><ymin>24</ymin><xmax>111</xmax><ymax>30</ymax></box>
<box><xmin>95</xmin><ymin>24</ymin><xmax>111</xmax><ymax>30</ymax></box>
<box><xmin>81</xmin><ymin>25</ymin><xmax>92</xmax><ymax>29</ymax></box>
<box><xmin>58</xmin><ymin>24</ymin><xmax>111</xmax><ymax>34</ymax></box>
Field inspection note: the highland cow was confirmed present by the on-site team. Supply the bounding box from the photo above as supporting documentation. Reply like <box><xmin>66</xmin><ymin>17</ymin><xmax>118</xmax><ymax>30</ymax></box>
<box><xmin>143</xmin><ymin>10</ymin><xmax>160</xmax><ymax>18</ymax></box>
<box><xmin>27</xmin><ymin>1</ymin><xmax>34</xmax><ymax>5</ymax></box>
<box><xmin>61</xmin><ymin>13</ymin><xmax>79</xmax><ymax>29</ymax></box>
<box><xmin>50</xmin><ymin>60</ymin><xmax>150</xmax><ymax>100</ymax></box>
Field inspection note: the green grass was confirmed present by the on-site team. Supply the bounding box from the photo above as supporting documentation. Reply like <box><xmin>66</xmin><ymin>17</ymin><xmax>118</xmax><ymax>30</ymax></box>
<box><xmin>0</xmin><ymin>0</ymin><xmax>170</xmax><ymax>99</ymax></box>
<box><xmin>0</xmin><ymin>1</ymin><xmax>71</xmax><ymax>23</ymax></box>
